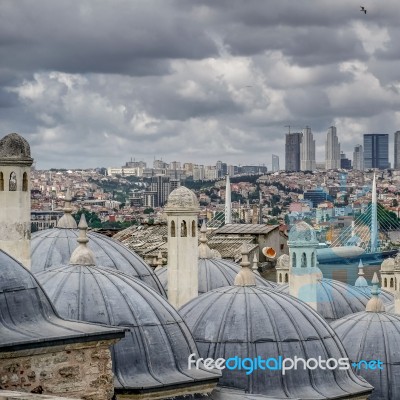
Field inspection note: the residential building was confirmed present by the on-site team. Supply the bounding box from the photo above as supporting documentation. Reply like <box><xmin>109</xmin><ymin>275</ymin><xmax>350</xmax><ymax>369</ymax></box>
<box><xmin>325</xmin><ymin>126</ymin><xmax>341</xmax><ymax>170</ymax></box>
<box><xmin>394</xmin><ymin>131</ymin><xmax>400</xmax><ymax>169</ymax></box>
<box><xmin>285</xmin><ymin>132</ymin><xmax>302</xmax><ymax>171</ymax></box>
<box><xmin>353</xmin><ymin>144</ymin><xmax>364</xmax><ymax>170</ymax></box>
<box><xmin>363</xmin><ymin>134</ymin><xmax>389</xmax><ymax>169</ymax></box>
<box><xmin>272</xmin><ymin>154</ymin><xmax>280</xmax><ymax>172</ymax></box>
<box><xmin>300</xmin><ymin>127</ymin><xmax>316</xmax><ymax>171</ymax></box>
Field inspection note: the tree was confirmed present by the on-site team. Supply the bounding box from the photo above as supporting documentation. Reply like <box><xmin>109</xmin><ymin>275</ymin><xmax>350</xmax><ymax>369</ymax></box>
<box><xmin>73</xmin><ymin>209</ymin><xmax>102</xmax><ymax>229</ymax></box>
<box><xmin>144</xmin><ymin>207</ymin><xmax>154</xmax><ymax>214</ymax></box>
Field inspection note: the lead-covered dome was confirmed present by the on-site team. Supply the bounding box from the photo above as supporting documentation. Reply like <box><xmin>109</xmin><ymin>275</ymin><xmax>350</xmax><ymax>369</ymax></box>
<box><xmin>275</xmin><ymin>279</ymin><xmax>373</xmax><ymax>322</ymax></box>
<box><xmin>0</xmin><ymin>132</ymin><xmax>32</xmax><ymax>159</ymax></box>
<box><xmin>31</xmin><ymin>229</ymin><xmax>166</xmax><ymax>296</ymax></box>
<box><xmin>288</xmin><ymin>221</ymin><xmax>318</xmax><ymax>244</ymax></box>
<box><xmin>36</xmin><ymin>264</ymin><xmax>220</xmax><ymax>394</ymax></box>
<box><xmin>180</xmin><ymin>285</ymin><xmax>372</xmax><ymax>399</ymax></box>
<box><xmin>165</xmin><ymin>186</ymin><xmax>199</xmax><ymax>211</ymax></box>
<box><xmin>0</xmin><ymin>249</ymin><xmax>123</xmax><ymax>352</ymax></box>
<box><xmin>156</xmin><ymin>258</ymin><xmax>276</xmax><ymax>295</ymax></box>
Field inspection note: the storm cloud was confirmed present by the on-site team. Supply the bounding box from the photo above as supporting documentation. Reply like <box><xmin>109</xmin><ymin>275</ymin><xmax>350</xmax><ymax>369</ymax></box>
<box><xmin>1</xmin><ymin>0</ymin><xmax>400</xmax><ymax>168</ymax></box>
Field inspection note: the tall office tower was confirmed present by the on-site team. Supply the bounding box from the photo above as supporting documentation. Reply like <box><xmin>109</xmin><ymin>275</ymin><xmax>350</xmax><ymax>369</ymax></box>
<box><xmin>272</xmin><ymin>154</ymin><xmax>279</xmax><ymax>172</ymax></box>
<box><xmin>363</xmin><ymin>134</ymin><xmax>389</xmax><ymax>170</ymax></box>
<box><xmin>300</xmin><ymin>127</ymin><xmax>316</xmax><ymax>171</ymax></box>
<box><xmin>325</xmin><ymin>126</ymin><xmax>341</xmax><ymax>170</ymax></box>
<box><xmin>353</xmin><ymin>144</ymin><xmax>364</xmax><ymax>170</ymax></box>
<box><xmin>394</xmin><ymin>131</ymin><xmax>400</xmax><ymax>169</ymax></box>
<box><xmin>285</xmin><ymin>132</ymin><xmax>302</xmax><ymax>171</ymax></box>
<box><xmin>150</xmin><ymin>175</ymin><xmax>171</xmax><ymax>207</ymax></box>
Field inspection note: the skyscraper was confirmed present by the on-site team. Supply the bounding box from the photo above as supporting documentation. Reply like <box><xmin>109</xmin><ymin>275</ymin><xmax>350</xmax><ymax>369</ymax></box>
<box><xmin>300</xmin><ymin>127</ymin><xmax>316</xmax><ymax>171</ymax></box>
<box><xmin>285</xmin><ymin>132</ymin><xmax>302</xmax><ymax>171</ymax></box>
<box><xmin>325</xmin><ymin>126</ymin><xmax>340</xmax><ymax>170</ymax></box>
<box><xmin>394</xmin><ymin>131</ymin><xmax>400</xmax><ymax>169</ymax></box>
<box><xmin>272</xmin><ymin>154</ymin><xmax>279</xmax><ymax>172</ymax></box>
<box><xmin>353</xmin><ymin>144</ymin><xmax>364</xmax><ymax>171</ymax></box>
<box><xmin>363</xmin><ymin>134</ymin><xmax>389</xmax><ymax>170</ymax></box>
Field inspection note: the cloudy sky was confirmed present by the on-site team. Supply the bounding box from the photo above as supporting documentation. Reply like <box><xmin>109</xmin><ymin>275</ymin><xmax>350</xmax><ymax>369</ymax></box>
<box><xmin>1</xmin><ymin>0</ymin><xmax>400</xmax><ymax>169</ymax></box>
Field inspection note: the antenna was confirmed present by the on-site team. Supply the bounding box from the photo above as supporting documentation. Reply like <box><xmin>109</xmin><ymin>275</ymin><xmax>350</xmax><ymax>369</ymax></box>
<box><xmin>284</xmin><ymin>125</ymin><xmax>291</xmax><ymax>134</ymax></box>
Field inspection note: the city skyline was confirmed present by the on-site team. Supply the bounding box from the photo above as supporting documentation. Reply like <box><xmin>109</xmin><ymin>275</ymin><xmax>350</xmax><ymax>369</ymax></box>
<box><xmin>1</xmin><ymin>1</ymin><xmax>400</xmax><ymax>169</ymax></box>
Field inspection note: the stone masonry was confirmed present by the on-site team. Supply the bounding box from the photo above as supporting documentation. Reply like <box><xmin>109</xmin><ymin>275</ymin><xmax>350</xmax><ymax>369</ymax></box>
<box><xmin>0</xmin><ymin>340</ymin><xmax>118</xmax><ymax>400</ymax></box>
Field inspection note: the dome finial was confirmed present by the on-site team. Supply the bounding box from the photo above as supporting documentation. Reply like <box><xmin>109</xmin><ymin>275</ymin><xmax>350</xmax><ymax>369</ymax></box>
<box><xmin>69</xmin><ymin>214</ymin><xmax>96</xmax><ymax>266</ymax></box>
<box><xmin>365</xmin><ymin>272</ymin><xmax>385</xmax><ymax>312</ymax></box>
<box><xmin>355</xmin><ymin>259</ymin><xmax>368</xmax><ymax>287</ymax></box>
<box><xmin>198</xmin><ymin>221</ymin><xmax>213</xmax><ymax>259</ymax></box>
<box><xmin>252</xmin><ymin>253</ymin><xmax>260</xmax><ymax>276</ymax></box>
<box><xmin>234</xmin><ymin>244</ymin><xmax>256</xmax><ymax>286</ymax></box>
<box><xmin>57</xmin><ymin>188</ymin><xmax>78</xmax><ymax>229</ymax></box>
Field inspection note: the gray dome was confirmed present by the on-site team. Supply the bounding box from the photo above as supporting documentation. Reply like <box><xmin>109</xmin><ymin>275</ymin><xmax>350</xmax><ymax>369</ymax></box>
<box><xmin>332</xmin><ymin>311</ymin><xmax>400</xmax><ymax>400</ymax></box>
<box><xmin>0</xmin><ymin>132</ymin><xmax>32</xmax><ymax>159</ymax></box>
<box><xmin>36</xmin><ymin>265</ymin><xmax>220</xmax><ymax>392</ymax></box>
<box><xmin>275</xmin><ymin>279</ymin><xmax>373</xmax><ymax>322</ymax></box>
<box><xmin>353</xmin><ymin>285</ymin><xmax>393</xmax><ymax>304</ymax></box>
<box><xmin>0</xmin><ymin>249</ymin><xmax>123</xmax><ymax>352</ymax></box>
<box><xmin>155</xmin><ymin>258</ymin><xmax>276</xmax><ymax>295</ymax></box>
<box><xmin>180</xmin><ymin>286</ymin><xmax>372</xmax><ymax>399</ymax></box>
<box><xmin>31</xmin><ymin>228</ymin><xmax>166</xmax><ymax>296</ymax></box>
<box><xmin>165</xmin><ymin>186</ymin><xmax>199</xmax><ymax>210</ymax></box>
<box><xmin>288</xmin><ymin>221</ymin><xmax>318</xmax><ymax>244</ymax></box>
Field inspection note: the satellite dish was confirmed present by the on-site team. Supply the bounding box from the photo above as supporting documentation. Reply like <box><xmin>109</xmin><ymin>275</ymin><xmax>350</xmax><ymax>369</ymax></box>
<box><xmin>262</xmin><ymin>246</ymin><xmax>276</xmax><ymax>259</ymax></box>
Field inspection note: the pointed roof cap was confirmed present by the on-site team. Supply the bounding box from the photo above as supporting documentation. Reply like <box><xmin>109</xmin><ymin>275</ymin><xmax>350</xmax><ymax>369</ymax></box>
<box><xmin>355</xmin><ymin>259</ymin><xmax>368</xmax><ymax>287</ymax></box>
<box><xmin>69</xmin><ymin>214</ymin><xmax>96</xmax><ymax>266</ymax></box>
<box><xmin>198</xmin><ymin>221</ymin><xmax>213</xmax><ymax>259</ymax></box>
<box><xmin>57</xmin><ymin>188</ymin><xmax>78</xmax><ymax>229</ymax></box>
<box><xmin>365</xmin><ymin>272</ymin><xmax>385</xmax><ymax>312</ymax></box>
<box><xmin>234</xmin><ymin>244</ymin><xmax>256</xmax><ymax>286</ymax></box>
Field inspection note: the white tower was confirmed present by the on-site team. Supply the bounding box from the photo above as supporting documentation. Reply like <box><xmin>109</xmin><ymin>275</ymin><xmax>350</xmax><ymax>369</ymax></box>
<box><xmin>288</xmin><ymin>221</ymin><xmax>321</xmax><ymax>310</ymax></box>
<box><xmin>380</xmin><ymin>257</ymin><xmax>395</xmax><ymax>292</ymax></box>
<box><xmin>165</xmin><ymin>186</ymin><xmax>199</xmax><ymax>308</ymax></box>
<box><xmin>371</xmin><ymin>173</ymin><xmax>378</xmax><ymax>252</ymax></box>
<box><xmin>0</xmin><ymin>133</ymin><xmax>33</xmax><ymax>268</ymax></box>
<box><xmin>394</xmin><ymin>254</ymin><xmax>400</xmax><ymax>314</ymax></box>
<box><xmin>325</xmin><ymin>126</ymin><xmax>341</xmax><ymax>170</ymax></box>
<box><xmin>300</xmin><ymin>127</ymin><xmax>316</xmax><ymax>171</ymax></box>
<box><xmin>224</xmin><ymin>174</ymin><xmax>232</xmax><ymax>224</ymax></box>
<box><xmin>276</xmin><ymin>254</ymin><xmax>290</xmax><ymax>285</ymax></box>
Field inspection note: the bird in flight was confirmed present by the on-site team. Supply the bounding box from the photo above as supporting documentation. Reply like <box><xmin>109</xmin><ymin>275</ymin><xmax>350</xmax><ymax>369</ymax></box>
<box><xmin>360</xmin><ymin>6</ymin><xmax>367</xmax><ymax>14</ymax></box>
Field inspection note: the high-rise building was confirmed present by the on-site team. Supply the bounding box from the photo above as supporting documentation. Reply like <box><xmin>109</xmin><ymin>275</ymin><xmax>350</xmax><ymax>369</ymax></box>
<box><xmin>340</xmin><ymin>152</ymin><xmax>352</xmax><ymax>170</ymax></box>
<box><xmin>363</xmin><ymin>134</ymin><xmax>389</xmax><ymax>170</ymax></box>
<box><xmin>353</xmin><ymin>144</ymin><xmax>364</xmax><ymax>171</ymax></box>
<box><xmin>285</xmin><ymin>132</ymin><xmax>302</xmax><ymax>171</ymax></box>
<box><xmin>300</xmin><ymin>127</ymin><xmax>316</xmax><ymax>171</ymax></box>
<box><xmin>150</xmin><ymin>175</ymin><xmax>171</xmax><ymax>207</ymax></box>
<box><xmin>394</xmin><ymin>131</ymin><xmax>400</xmax><ymax>169</ymax></box>
<box><xmin>325</xmin><ymin>126</ymin><xmax>341</xmax><ymax>170</ymax></box>
<box><xmin>272</xmin><ymin>154</ymin><xmax>279</xmax><ymax>172</ymax></box>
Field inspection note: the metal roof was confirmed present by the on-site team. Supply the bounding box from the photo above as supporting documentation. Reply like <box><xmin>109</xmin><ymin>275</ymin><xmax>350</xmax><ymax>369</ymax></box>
<box><xmin>31</xmin><ymin>228</ymin><xmax>166</xmax><ymax>296</ymax></box>
<box><xmin>0</xmin><ymin>250</ymin><xmax>124</xmax><ymax>353</ymax></box>
<box><xmin>207</xmin><ymin>236</ymin><xmax>257</xmax><ymax>261</ymax></box>
<box><xmin>180</xmin><ymin>285</ymin><xmax>373</xmax><ymax>399</ymax></box>
<box><xmin>156</xmin><ymin>258</ymin><xmax>275</xmax><ymax>295</ymax></box>
<box><xmin>214</xmin><ymin>224</ymin><xmax>279</xmax><ymax>235</ymax></box>
<box><xmin>36</xmin><ymin>265</ymin><xmax>220</xmax><ymax>392</ymax></box>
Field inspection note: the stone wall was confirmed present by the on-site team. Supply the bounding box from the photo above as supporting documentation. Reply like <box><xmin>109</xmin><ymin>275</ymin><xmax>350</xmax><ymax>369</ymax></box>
<box><xmin>0</xmin><ymin>340</ymin><xmax>117</xmax><ymax>400</ymax></box>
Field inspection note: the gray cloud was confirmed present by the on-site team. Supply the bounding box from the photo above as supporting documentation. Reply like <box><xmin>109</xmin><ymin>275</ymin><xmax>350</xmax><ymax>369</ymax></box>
<box><xmin>0</xmin><ymin>0</ymin><xmax>400</xmax><ymax>168</ymax></box>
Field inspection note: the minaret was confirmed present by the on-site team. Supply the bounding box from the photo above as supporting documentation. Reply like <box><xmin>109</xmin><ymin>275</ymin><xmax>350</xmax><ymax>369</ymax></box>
<box><xmin>0</xmin><ymin>133</ymin><xmax>33</xmax><ymax>268</ymax></box>
<box><xmin>380</xmin><ymin>257</ymin><xmax>395</xmax><ymax>292</ymax></box>
<box><xmin>165</xmin><ymin>186</ymin><xmax>199</xmax><ymax>308</ymax></box>
<box><xmin>288</xmin><ymin>222</ymin><xmax>321</xmax><ymax>310</ymax></box>
<box><xmin>394</xmin><ymin>255</ymin><xmax>400</xmax><ymax>314</ymax></box>
<box><xmin>276</xmin><ymin>254</ymin><xmax>290</xmax><ymax>285</ymax></box>
<box><xmin>224</xmin><ymin>175</ymin><xmax>232</xmax><ymax>224</ymax></box>
<box><xmin>57</xmin><ymin>188</ymin><xmax>78</xmax><ymax>228</ymax></box>
<box><xmin>371</xmin><ymin>173</ymin><xmax>378</xmax><ymax>252</ymax></box>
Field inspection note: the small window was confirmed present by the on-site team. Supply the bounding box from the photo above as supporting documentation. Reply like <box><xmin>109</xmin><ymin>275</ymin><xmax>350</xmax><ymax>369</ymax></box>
<box><xmin>181</xmin><ymin>220</ymin><xmax>187</xmax><ymax>237</ymax></box>
<box><xmin>170</xmin><ymin>220</ymin><xmax>176</xmax><ymax>237</ymax></box>
<box><xmin>285</xmin><ymin>273</ymin><xmax>288</xmax><ymax>283</ymax></box>
<box><xmin>9</xmin><ymin>171</ymin><xmax>17</xmax><ymax>191</ymax></box>
<box><xmin>192</xmin><ymin>220</ymin><xmax>196</xmax><ymax>237</ymax></box>
<box><xmin>279</xmin><ymin>274</ymin><xmax>282</xmax><ymax>283</ymax></box>
<box><xmin>390</xmin><ymin>278</ymin><xmax>394</xmax><ymax>288</ymax></box>
<box><xmin>280</xmin><ymin>244</ymin><xmax>284</xmax><ymax>250</ymax></box>
<box><xmin>292</xmin><ymin>253</ymin><xmax>297</xmax><ymax>268</ymax></box>
<box><xmin>0</xmin><ymin>172</ymin><xmax>3</xmax><ymax>191</ymax></box>
<box><xmin>384</xmin><ymin>278</ymin><xmax>387</xmax><ymax>288</ymax></box>
<box><xmin>22</xmin><ymin>172</ymin><xmax>28</xmax><ymax>192</ymax></box>
<box><xmin>301</xmin><ymin>253</ymin><xmax>307</xmax><ymax>268</ymax></box>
